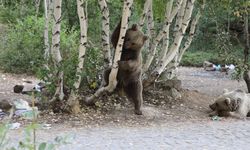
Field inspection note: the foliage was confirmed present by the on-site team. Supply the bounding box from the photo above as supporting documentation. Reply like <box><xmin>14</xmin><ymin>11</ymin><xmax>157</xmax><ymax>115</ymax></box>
<box><xmin>0</xmin><ymin>124</ymin><xmax>9</xmax><ymax>148</ymax></box>
<box><xmin>0</xmin><ymin>94</ymin><xmax>74</xmax><ymax>150</ymax></box>
<box><xmin>183</xmin><ymin>0</ymin><xmax>249</xmax><ymax>68</ymax></box>
<box><xmin>0</xmin><ymin>122</ymin><xmax>74</xmax><ymax>150</ymax></box>
<box><xmin>0</xmin><ymin>2</ymin><xmax>35</xmax><ymax>24</ymax></box>
<box><xmin>0</xmin><ymin>0</ymin><xmax>249</xmax><ymax>97</ymax></box>
<box><xmin>180</xmin><ymin>51</ymin><xmax>220</xmax><ymax>67</ymax></box>
<box><xmin>0</xmin><ymin>16</ymin><xmax>44</xmax><ymax>74</ymax></box>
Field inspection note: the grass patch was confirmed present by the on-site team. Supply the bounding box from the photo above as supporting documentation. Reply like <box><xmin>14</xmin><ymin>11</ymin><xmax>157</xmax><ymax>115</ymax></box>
<box><xmin>180</xmin><ymin>51</ymin><xmax>222</xmax><ymax>67</ymax></box>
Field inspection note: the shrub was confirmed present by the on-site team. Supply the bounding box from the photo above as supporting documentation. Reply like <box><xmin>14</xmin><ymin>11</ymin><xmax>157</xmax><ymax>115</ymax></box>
<box><xmin>180</xmin><ymin>51</ymin><xmax>222</xmax><ymax>67</ymax></box>
<box><xmin>0</xmin><ymin>16</ymin><xmax>44</xmax><ymax>74</ymax></box>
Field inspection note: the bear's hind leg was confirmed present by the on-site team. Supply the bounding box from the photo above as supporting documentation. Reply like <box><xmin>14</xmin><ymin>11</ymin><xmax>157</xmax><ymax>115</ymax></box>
<box><xmin>124</xmin><ymin>81</ymin><xmax>143</xmax><ymax>115</ymax></box>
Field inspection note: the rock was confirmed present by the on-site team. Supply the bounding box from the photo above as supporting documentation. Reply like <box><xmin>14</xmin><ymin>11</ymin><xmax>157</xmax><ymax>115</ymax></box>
<box><xmin>42</xmin><ymin>124</ymin><xmax>52</xmax><ymax>129</ymax></box>
<box><xmin>13</xmin><ymin>99</ymin><xmax>39</xmax><ymax>119</ymax></box>
<box><xmin>170</xmin><ymin>88</ymin><xmax>182</xmax><ymax>99</ymax></box>
<box><xmin>171</xmin><ymin>105</ymin><xmax>176</xmax><ymax>109</ymax></box>
<box><xmin>9</xmin><ymin>122</ymin><xmax>21</xmax><ymax>129</ymax></box>
<box><xmin>13</xmin><ymin>99</ymin><xmax>31</xmax><ymax>110</ymax></box>
<box><xmin>13</xmin><ymin>85</ymin><xmax>24</xmax><ymax>93</ymax></box>
<box><xmin>156</xmin><ymin>79</ymin><xmax>182</xmax><ymax>91</ymax></box>
<box><xmin>0</xmin><ymin>99</ymin><xmax>12</xmax><ymax>112</ymax></box>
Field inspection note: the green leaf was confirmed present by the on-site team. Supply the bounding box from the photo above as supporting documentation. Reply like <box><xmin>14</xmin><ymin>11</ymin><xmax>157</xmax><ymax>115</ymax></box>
<box><xmin>38</xmin><ymin>142</ymin><xmax>47</xmax><ymax>150</ymax></box>
<box><xmin>6</xmin><ymin>147</ymin><xmax>17</xmax><ymax>150</ymax></box>
<box><xmin>46</xmin><ymin>143</ymin><xmax>56</xmax><ymax>150</ymax></box>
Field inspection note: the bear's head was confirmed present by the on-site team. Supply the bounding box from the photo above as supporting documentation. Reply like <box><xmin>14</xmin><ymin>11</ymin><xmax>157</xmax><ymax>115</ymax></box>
<box><xmin>123</xmin><ymin>24</ymin><xmax>148</xmax><ymax>50</ymax></box>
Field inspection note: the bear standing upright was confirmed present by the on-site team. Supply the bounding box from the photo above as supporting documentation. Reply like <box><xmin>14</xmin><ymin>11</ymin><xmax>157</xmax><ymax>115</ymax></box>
<box><xmin>103</xmin><ymin>21</ymin><xmax>148</xmax><ymax>115</ymax></box>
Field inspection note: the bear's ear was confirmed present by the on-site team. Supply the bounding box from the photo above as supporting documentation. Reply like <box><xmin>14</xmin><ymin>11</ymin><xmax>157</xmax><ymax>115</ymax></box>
<box><xmin>225</xmin><ymin>98</ymin><xmax>231</xmax><ymax>106</ymax></box>
<box><xmin>223</xmin><ymin>89</ymin><xmax>229</xmax><ymax>94</ymax></box>
<box><xmin>131</xmin><ymin>24</ymin><xmax>138</xmax><ymax>31</ymax></box>
<box><xmin>143</xmin><ymin>36</ymin><xmax>148</xmax><ymax>41</ymax></box>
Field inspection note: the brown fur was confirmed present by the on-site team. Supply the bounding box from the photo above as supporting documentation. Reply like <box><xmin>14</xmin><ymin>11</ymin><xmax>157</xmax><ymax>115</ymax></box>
<box><xmin>209</xmin><ymin>89</ymin><xmax>250</xmax><ymax>118</ymax></box>
<box><xmin>103</xmin><ymin>21</ymin><xmax>147</xmax><ymax>115</ymax></box>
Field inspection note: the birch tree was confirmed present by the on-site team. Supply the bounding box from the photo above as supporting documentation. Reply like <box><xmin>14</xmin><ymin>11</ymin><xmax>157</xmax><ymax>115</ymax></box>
<box><xmin>138</xmin><ymin>0</ymin><xmax>154</xmax><ymax>60</ymax></box>
<box><xmin>35</xmin><ymin>0</ymin><xmax>41</xmax><ymax>16</ymax></box>
<box><xmin>98</xmin><ymin>0</ymin><xmax>112</xmax><ymax>68</ymax></box>
<box><xmin>177</xmin><ymin>8</ymin><xmax>203</xmax><ymax>65</ymax></box>
<box><xmin>44</xmin><ymin>0</ymin><xmax>50</xmax><ymax>63</ymax></box>
<box><xmin>85</xmin><ymin>0</ymin><xmax>134</xmax><ymax>105</ymax></box>
<box><xmin>138</xmin><ymin>0</ymin><xmax>152</xmax><ymax>30</ymax></box>
<box><xmin>50</xmin><ymin>0</ymin><xmax>64</xmax><ymax>101</ymax></box>
<box><xmin>143</xmin><ymin>0</ymin><xmax>183</xmax><ymax>72</ymax></box>
<box><xmin>143</xmin><ymin>0</ymin><xmax>205</xmax><ymax>87</ymax></box>
<box><xmin>67</xmin><ymin>0</ymin><xmax>88</xmax><ymax>114</ymax></box>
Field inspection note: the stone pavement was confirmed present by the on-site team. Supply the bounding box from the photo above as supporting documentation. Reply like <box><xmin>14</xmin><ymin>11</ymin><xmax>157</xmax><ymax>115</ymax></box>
<box><xmin>8</xmin><ymin>119</ymin><xmax>250</xmax><ymax>150</ymax></box>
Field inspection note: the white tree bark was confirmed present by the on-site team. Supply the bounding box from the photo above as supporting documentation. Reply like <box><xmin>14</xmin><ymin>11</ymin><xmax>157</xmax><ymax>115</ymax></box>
<box><xmin>85</xmin><ymin>0</ymin><xmax>134</xmax><ymax>104</ymax></box>
<box><xmin>74</xmin><ymin>0</ymin><xmax>87</xmax><ymax>91</ymax></box>
<box><xmin>98</xmin><ymin>0</ymin><xmax>111</xmax><ymax>68</ymax></box>
<box><xmin>49</xmin><ymin>0</ymin><xmax>53</xmax><ymax>18</ymax></box>
<box><xmin>44</xmin><ymin>0</ymin><xmax>50</xmax><ymax>62</ymax></box>
<box><xmin>67</xmin><ymin>0</ymin><xmax>88</xmax><ymax>114</ymax></box>
<box><xmin>155</xmin><ymin>0</ymin><xmax>195</xmax><ymax>74</ymax></box>
<box><xmin>177</xmin><ymin>9</ymin><xmax>202</xmax><ymax>64</ymax></box>
<box><xmin>147</xmin><ymin>1</ymin><xmax>155</xmax><ymax>38</ymax></box>
<box><xmin>144</xmin><ymin>0</ymin><xmax>196</xmax><ymax>87</ymax></box>
<box><xmin>173</xmin><ymin>0</ymin><xmax>187</xmax><ymax>37</ymax></box>
<box><xmin>143</xmin><ymin>1</ymin><xmax>154</xmax><ymax>62</ymax></box>
<box><xmin>138</xmin><ymin>0</ymin><xmax>152</xmax><ymax>30</ymax></box>
<box><xmin>163</xmin><ymin>0</ymin><xmax>204</xmax><ymax>81</ymax></box>
<box><xmin>51</xmin><ymin>0</ymin><xmax>64</xmax><ymax>101</ymax></box>
<box><xmin>51</xmin><ymin>0</ymin><xmax>62</xmax><ymax>63</ymax></box>
<box><xmin>143</xmin><ymin>0</ymin><xmax>183</xmax><ymax>72</ymax></box>
<box><xmin>158</xmin><ymin>0</ymin><xmax>174</xmax><ymax>63</ymax></box>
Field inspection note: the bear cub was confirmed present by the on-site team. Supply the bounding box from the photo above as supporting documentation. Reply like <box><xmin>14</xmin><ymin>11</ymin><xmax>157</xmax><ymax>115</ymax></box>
<box><xmin>103</xmin><ymin>21</ymin><xmax>148</xmax><ymax>115</ymax></box>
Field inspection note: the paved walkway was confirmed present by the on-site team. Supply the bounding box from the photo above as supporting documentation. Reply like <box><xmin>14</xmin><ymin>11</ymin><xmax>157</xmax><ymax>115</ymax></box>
<box><xmin>7</xmin><ymin>119</ymin><xmax>250</xmax><ymax>150</ymax></box>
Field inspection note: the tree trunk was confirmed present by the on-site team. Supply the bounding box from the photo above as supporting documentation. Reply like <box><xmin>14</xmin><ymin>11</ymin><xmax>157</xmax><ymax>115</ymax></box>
<box><xmin>173</xmin><ymin>0</ymin><xmax>187</xmax><ymax>37</ymax></box>
<box><xmin>50</xmin><ymin>0</ymin><xmax>64</xmax><ymax>102</ymax></box>
<box><xmin>177</xmin><ymin>6</ymin><xmax>202</xmax><ymax>65</ymax></box>
<box><xmin>143</xmin><ymin>0</ymin><xmax>197</xmax><ymax>87</ymax></box>
<box><xmin>147</xmin><ymin>1</ymin><xmax>155</xmax><ymax>38</ymax></box>
<box><xmin>143</xmin><ymin>1</ymin><xmax>154</xmax><ymax>65</ymax></box>
<box><xmin>44</xmin><ymin>0</ymin><xmax>50</xmax><ymax>62</ymax></box>
<box><xmin>67</xmin><ymin>0</ymin><xmax>88</xmax><ymax>114</ymax></box>
<box><xmin>138</xmin><ymin>0</ymin><xmax>151</xmax><ymax>30</ymax></box>
<box><xmin>143</xmin><ymin>0</ymin><xmax>183</xmax><ymax>73</ymax></box>
<box><xmin>85</xmin><ymin>0</ymin><xmax>134</xmax><ymax>105</ymax></box>
<box><xmin>158</xmin><ymin>0</ymin><xmax>174</xmax><ymax>63</ymax></box>
<box><xmin>98</xmin><ymin>0</ymin><xmax>111</xmax><ymax>68</ymax></box>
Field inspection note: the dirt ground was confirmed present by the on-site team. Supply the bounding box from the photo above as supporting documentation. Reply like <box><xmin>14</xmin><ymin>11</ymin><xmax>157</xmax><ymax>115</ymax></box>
<box><xmin>2</xmin><ymin>67</ymin><xmax>250</xmax><ymax>149</ymax></box>
<box><xmin>0</xmin><ymin>67</ymin><xmax>247</xmax><ymax>127</ymax></box>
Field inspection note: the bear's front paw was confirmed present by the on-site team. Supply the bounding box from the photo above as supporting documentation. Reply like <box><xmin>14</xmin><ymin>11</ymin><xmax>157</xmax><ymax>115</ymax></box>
<box><xmin>118</xmin><ymin>60</ymin><xmax>126</xmax><ymax>68</ymax></box>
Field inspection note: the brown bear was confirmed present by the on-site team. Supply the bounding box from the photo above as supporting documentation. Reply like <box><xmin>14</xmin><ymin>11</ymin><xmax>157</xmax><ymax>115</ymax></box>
<box><xmin>209</xmin><ymin>89</ymin><xmax>250</xmax><ymax>118</ymax></box>
<box><xmin>103</xmin><ymin>21</ymin><xmax>148</xmax><ymax>115</ymax></box>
